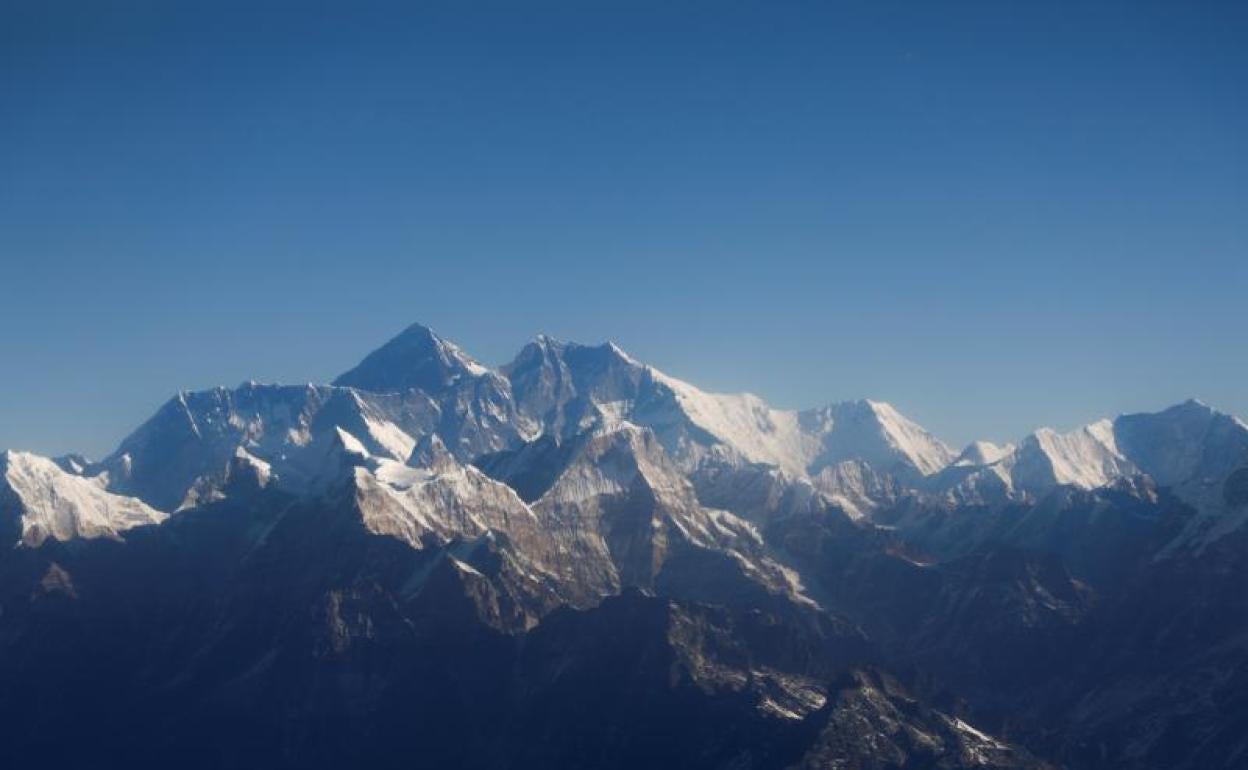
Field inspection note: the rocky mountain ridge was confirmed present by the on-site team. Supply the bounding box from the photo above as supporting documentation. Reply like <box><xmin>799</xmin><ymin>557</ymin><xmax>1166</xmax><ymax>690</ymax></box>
<box><xmin>2</xmin><ymin>322</ymin><xmax>1246</xmax><ymax>769</ymax></box>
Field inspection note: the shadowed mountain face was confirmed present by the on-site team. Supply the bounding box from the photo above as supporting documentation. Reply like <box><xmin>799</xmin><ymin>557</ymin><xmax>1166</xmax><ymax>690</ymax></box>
<box><xmin>3</xmin><ymin>323</ymin><xmax>1247</xmax><ymax>769</ymax></box>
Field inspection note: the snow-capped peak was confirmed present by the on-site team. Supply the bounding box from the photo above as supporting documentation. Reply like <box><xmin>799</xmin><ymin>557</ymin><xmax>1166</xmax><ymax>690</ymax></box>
<box><xmin>1008</xmin><ymin>419</ymin><xmax>1136</xmax><ymax>492</ymax></box>
<box><xmin>861</xmin><ymin>399</ymin><xmax>957</xmax><ymax>476</ymax></box>
<box><xmin>334</xmin><ymin>322</ymin><xmax>492</xmax><ymax>394</ymax></box>
<box><xmin>929</xmin><ymin>400</ymin><xmax>1248</xmax><ymax>515</ymax></box>
<box><xmin>802</xmin><ymin>399</ymin><xmax>955</xmax><ymax>478</ymax></box>
<box><xmin>1112</xmin><ymin>399</ymin><xmax>1237</xmax><ymax>486</ymax></box>
<box><xmin>644</xmin><ymin>367</ymin><xmax>814</xmax><ymax>476</ymax></box>
<box><xmin>505</xmin><ymin>336</ymin><xmax>955</xmax><ymax>481</ymax></box>
<box><xmin>14</xmin><ymin>315</ymin><xmax>1242</xmax><ymax>558</ymax></box>
<box><xmin>1</xmin><ymin>450</ymin><xmax>167</xmax><ymax>547</ymax></box>
<box><xmin>955</xmin><ymin>440</ymin><xmax>1014</xmax><ymax>467</ymax></box>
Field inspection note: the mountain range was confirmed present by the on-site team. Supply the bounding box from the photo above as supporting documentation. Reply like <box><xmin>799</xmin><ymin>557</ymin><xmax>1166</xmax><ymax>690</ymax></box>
<box><xmin>3</xmin><ymin>323</ymin><xmax>1247</xmax><ymax>769</ymax></box>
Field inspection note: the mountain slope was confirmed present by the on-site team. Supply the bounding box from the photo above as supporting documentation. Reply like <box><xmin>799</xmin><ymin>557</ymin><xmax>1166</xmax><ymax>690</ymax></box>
<box><xmin>4</xmin><ymin>321</ymin><xmax>1248</xmax><ymax>769</ymax></box>
<box><xmin>505</xmin><ymin>335</ymin><xmax>955</xmax><ymax>488</ymax></box>
<box><xmin>1</xmin><ymin>450</ymin><xmax>166</xmax><ymax>546</ymax></box>
<box><xmin>333</xmin><ymin>322</ymin><xmax>493</xmax><ymax>393</ymax></box>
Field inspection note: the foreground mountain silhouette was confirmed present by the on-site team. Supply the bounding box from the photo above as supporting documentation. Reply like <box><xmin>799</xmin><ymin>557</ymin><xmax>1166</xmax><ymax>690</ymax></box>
<box><xmin>2</xmin><ymin>322</ymin><xmax>1246</xmax><ymax>769</ymax></box>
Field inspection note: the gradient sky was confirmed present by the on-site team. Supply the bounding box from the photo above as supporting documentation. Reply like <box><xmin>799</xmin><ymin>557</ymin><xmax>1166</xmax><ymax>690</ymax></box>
<box><xmin>2</xmin><ymin>0</ymin><xmax>1246</xmax><ymax>459</ymax></box>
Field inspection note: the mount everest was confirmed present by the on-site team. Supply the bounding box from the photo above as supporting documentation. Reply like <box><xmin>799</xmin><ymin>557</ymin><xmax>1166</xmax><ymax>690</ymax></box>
<box><xmin>2</xmin><ymin>322</ymin><xmax>1247</xmax><ymax>770</ymax></box>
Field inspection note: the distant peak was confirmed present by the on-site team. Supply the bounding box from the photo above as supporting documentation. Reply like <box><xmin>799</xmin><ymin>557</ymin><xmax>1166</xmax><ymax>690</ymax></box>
<box><xmin>527</xmin><ymin>333</ymin><xmax>569</xmax><ymax>357</ymax></box>
<box><xmin>822</xmin><ymin>398</ymin><xmax>889</xmax><ymax>415</ymax></box>
<box><xmin>333</xmin><ymin>323</ymin><xmax>490</xmax><ymax>394</ymax></box>
<box><xmin>803</xmin><ymin>399</ymin><xmax>954</xmax><ymax>477</ymax></box>
<box><xmin>501</xmin><ymin>334</ymin><xmax>566</xmax><ymax>378</ymax></box>
<box><xmin>956</xmin><ymin>440</ymin><xmax>1013</xmax><ymax>467</ymax></box>
<box><xmin>538</xmin><ymin>337</ymin><xmax>636</xmax><ymax>360</ymax></box>
<box><xmin>393</xmin><ymin>322</ymin><xmax>442</xmax><ymax>345</ymax></box>
<box><xmin>1174</xmin><ymin>397</ymin><xmax>1212</xmax><ymax>413</ymax></box>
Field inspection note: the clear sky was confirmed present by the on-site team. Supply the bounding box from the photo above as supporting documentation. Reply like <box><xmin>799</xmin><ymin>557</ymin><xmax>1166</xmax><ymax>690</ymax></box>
<box><xmin>2</xmin><ymin>1</ymin><xmax>1245</xmax><ymax>459</ymax></box>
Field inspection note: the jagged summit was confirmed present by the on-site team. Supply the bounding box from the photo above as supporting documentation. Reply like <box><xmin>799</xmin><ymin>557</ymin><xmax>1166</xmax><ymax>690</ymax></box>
<box><xmin>4</xmin><ymin>319</ymin><xmax>1246</xmax><ymax>560</ymax></box>
<box><xmin>3</xmin><ymin>322</ymin><xmax>1248</xmax><ymax>769</ymax></box>
<box><xmin>334</xmin><ymin>322</ymin><xmax>492</xmax><ymax>394</ymax></box>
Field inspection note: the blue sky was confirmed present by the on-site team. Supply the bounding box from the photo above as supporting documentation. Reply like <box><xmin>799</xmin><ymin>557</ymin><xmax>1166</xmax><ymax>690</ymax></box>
<box><xmin>2</xmin><ymin>1</ymin><xmax>1245</xmax><ymax>458</ymax></box>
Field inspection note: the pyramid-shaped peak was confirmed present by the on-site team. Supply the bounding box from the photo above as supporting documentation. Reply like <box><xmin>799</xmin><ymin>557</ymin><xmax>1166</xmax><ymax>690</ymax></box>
<box><xmin>334</xmin><ymin>323</ymin><xmax>491</xmax><ymax>394</ymax></box>
<box><xmin>803</xmin><ymin>399</ymin><xmax>955</xmax><ymax>477</ymax></box>
<box><xmin>1166</xmin><ymin>398</ymin><xmax>1215</xmax><ymax>416</ymax></box>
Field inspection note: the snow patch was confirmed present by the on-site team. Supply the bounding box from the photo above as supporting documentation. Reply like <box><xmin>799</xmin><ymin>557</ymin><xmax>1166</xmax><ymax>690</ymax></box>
<box><xmin>2</xmin><ymin>451</ymin><xmax>167</xmax><ymax>547</ymax></box>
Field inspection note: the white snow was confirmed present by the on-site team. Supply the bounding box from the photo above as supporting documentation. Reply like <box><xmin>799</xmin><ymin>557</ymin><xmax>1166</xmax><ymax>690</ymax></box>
<box><xmin>860</xmin><ymin>400</ymin><xmax>956</xmax><ymax>476</ymax></box>
<box><xmin>1025</xmin><ymin>419</ymin><xmax>1135</xmax><ymax>489</ymax></box>
<box><xmin>12</xmin><ymin>319</ymin><xmax>1247</xmax><ymax>565</ymax></box>
<box><xmin>648</xmin><ymin>369</ymin><xmax>816</xmax><ymax>476</ymax></box>
<box><xmin>954</xmin><ymin>440</ymin><xmax>1014</xmax><ymax>467</ymax></box>
<box><xmin>448</xmin><ymin>556</ymin><xmax>484</xmax><ymax>577</ymax></box>
<box><xmin>646</xmin><ymin>370</ymin><xmax>953</xmax><ymax>479</ymax></box>
<box><xmin>233</xmin><ymin>446</ymin><xmax>274</xmax><ymax>486</ymax></box>
<box><xmin>2</xmin><ymin>450</ymin><xmax>167</xmax><ymax>547</ymax></box>
<box><xmin>351</xmin><ymin>446</ymin><xmax>537</xmax><ymax>550</ymax></box>
<box><xmin>440</xmin><ymin>337</ymin><xmax>492</xmax><ymax>378</ymax></box>
<box><xmin>361</xmin><ymin>414</ymin><xmax>417</xmax><ymax>462</ymax></box>
<box><xmin>334</xmin><ymin>427</ymin><xmax>371</xmax><ymax>459</ymax></box>
<box><xmin>946</xmin><ymin>716</ymin><xmax>1008</xmax><ymax>751</ymax></box>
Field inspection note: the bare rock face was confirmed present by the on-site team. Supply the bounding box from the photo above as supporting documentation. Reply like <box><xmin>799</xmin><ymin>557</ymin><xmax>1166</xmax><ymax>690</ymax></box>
<box><xmin>1223</xmin><ymin>467</ymin><xmax>1248</xmax><ymax>508</ymax></box>
<box><xmin>790</xmin><ymin>670</ymin><xmax>1051</xmax><ymax>770</ymax></box>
